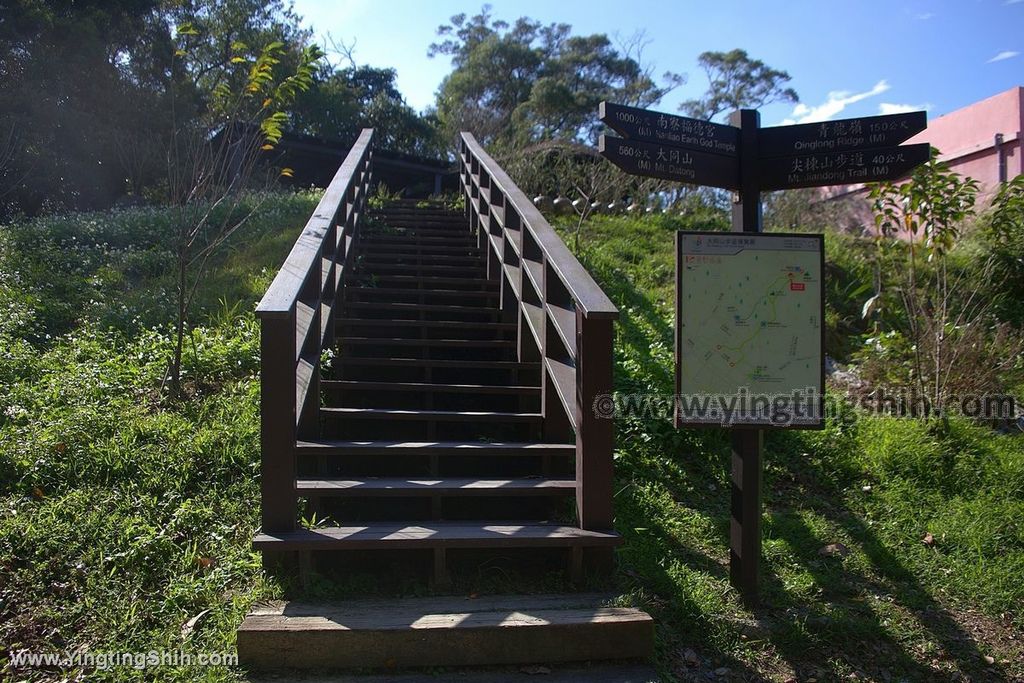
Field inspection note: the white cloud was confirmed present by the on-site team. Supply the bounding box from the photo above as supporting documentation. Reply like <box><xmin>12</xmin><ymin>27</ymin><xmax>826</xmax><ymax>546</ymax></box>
<box><xmin>987</xmin><ymin>50</ymin><xmax>1020</xmax><ymax>63</ymax></box>
<box><xmin>915</xmin><ymin>12</ymin><xmax>935</xmax><ymax>20</ymax></box>
<box><xmin>878</xmin><ymin>102</ymin><xmax>928</xmax><ymax>115</ymax></box>
<box><xmin>779</xmin><ymin>80</ymin><xmax>891</xmax><ymax>125</ymax></box>
<box><xmin>1005</xmin><ymin>0</ymin><xmax>1023</xmax><ymax>5</ymax></box>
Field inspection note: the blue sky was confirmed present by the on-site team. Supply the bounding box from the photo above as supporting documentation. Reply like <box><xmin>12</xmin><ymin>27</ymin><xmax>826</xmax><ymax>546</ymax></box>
<box><xmin>291</xmin><ymin>0</ymin><xmax>1023</xmax><ymax>126</ymax></box>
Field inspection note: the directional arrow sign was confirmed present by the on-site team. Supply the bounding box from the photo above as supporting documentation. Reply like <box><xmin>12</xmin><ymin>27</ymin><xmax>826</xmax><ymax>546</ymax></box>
<box><xmin>759</xmin><ymin>142</ymin><xmax>931</xmax><ymax>191</ymax></box>
<box><xmin>759</xmin><ymin>111</ymin><xmax>927</xmax><ymax>159</ymax></box>
<box><xmin>599</xmin><ymin>135</ymin><xmax>740</xmax><ymax>190</ymax></box>
<box><xmin>600</xmin><ymin>101</ymin><xmax>739</xmax><ymax>157</ymax></box>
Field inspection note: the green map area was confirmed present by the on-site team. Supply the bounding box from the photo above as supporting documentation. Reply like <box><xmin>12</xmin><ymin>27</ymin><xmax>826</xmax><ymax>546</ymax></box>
<box><xmin>677</xmin><ymin>232</ymin><xmax>823</xmax><ymax>425</ymax></box>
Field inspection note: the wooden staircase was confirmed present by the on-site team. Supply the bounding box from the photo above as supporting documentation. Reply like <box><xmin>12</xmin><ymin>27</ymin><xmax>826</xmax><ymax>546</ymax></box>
<box><xmin>240</xmin><ymin>130</ymin><xmax>651</xmax><ymax>671</ymax></box>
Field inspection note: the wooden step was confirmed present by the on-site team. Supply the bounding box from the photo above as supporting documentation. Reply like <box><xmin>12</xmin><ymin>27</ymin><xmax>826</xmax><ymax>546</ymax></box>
<box><xmin>296</xmin><ymin>477</ymin><xmax>575</xmax><ymax>496</ymax></box>
<box><xmin>374</xmin><ymin>219</ymin><xmax>469</xmax><ymax>230</ymax></box>
<box><xmin>295</xmin><ymin>440</ymin><xmax>574</xmax><ymax>457</ymax></box>
<box><xmin>335</xmin><ymin>358</ymin><xmax>538</xmax><ymax>370</ymax></box>
<box><xmin>360</xmin><ymin>232</ymin><xmax>475</xmax><ymax>242</ymax></box>
<box><xmin>360</xmin><ymin>232</ymin><xmax>477</xmax><ymax>242</ymax></box>
<box><xmin>345</xmin><ymin>275</ymin><xmax>497</xmax><ymax>289</ymax></box>
<box><xmin>237</xmin><ymin>593</ymin><xmax>654</xmax><ymax>669</ymax></box>
<box><xmin>337</xmin><ymin>337</ymin><xmax>513</xmax><ymax>349</ymax></box>
<box><xmin>321</xmin><ymin>408</ymin><xmax>543</xmax><ymax>423</ymax></box>
<box><xmin>353</xmin><ymin>263</ymin><xmax>487</xmax><ymax>276</ymax></box>
<box><xmin>358</xmin><ymin>253</ymin><xmax>484</xmax><ymax>265</ymax></box>
<box><xmin>322</xmin><ymin>380</ymin><xmax>539</xmax><ymax>395</ymax></box>
<box><xmin>335</xmin><ymin>318</ymin><xmax>512</xmax><ymax>332</ymax></box>
<box><xmin>356</xmin><ymin>244</ymin><xmax>479</xmax><ymax>258</ymax></box>
<box><xmin>344</xmin><ymin>301</ymin><xmax>497</xmax><ymax>315</ymax></box>
<box><xmin>345</xmin><ymin>286</ymin><xmax>498</xmax><ymax>300</ymax></box>
<box><xmin>253</xmin><ymin>522</ymin><xmax>620</xmax><ymax>551</ymax></box>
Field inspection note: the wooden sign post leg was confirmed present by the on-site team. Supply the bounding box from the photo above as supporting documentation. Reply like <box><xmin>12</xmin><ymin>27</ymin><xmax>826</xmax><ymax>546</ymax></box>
<box><xmin>729</xmin><ymin>108</ymin><xmax>764</xmax><ymax>606</ymax></box>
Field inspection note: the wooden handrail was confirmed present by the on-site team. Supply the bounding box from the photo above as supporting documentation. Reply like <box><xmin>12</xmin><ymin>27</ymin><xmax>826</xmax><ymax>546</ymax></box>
<box><xmin>459</xmin><ymin>132</ymin><xmax>618</xmax><ymax>530</ymax></box>
<box><xmin>459</xmin><ymin>134</ymin><xmax>618</xmax><ymax>319</ymax></box>
<box><xmin>257</xmin><ymin>128</ymin><xmax>374</xmax><ymax>533</ymax></box>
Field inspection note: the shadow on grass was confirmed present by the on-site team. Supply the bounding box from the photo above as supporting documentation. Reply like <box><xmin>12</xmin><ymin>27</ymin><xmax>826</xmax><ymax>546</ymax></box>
<box><xmin>761</xmin><ymin>451</ymin><xmax>1010</xmax><ymax>682</ymax></box>
<box><xmin>595</xmin><ymin>271</ymin><xmax>1008</xmax><ymax>680</ymax></box>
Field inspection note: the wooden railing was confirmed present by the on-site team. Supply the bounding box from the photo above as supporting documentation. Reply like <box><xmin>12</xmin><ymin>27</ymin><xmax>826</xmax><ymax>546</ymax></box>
<box><xmin>255</xmin><ymin>128</ymin><xmax>374</xmax><ymax>533</ymax></box>
<box><xmin>458</xmin><ymin>133</ymin><xmax>619</xmax><ymax>530</ymax></box>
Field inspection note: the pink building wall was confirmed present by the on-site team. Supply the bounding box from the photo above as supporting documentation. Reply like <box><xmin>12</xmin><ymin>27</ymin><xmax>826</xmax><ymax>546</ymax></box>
<box><xmin>911</xmin><ymin>85</ymin><xmax>1023</xmax><ymax>198</ymax></box>
<box><xmin>824</xmin><ymin>86</ymin><xmax>1023</xmax><ymax>230</ymax></box>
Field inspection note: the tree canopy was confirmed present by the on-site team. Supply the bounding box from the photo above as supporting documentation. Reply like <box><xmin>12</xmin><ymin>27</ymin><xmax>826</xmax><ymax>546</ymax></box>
<box><xmin>429</xmin><ymin>6</ymin><xmax>682</xmax><ymax>147</ymax></box>
<box><xmin>680</xmin><ymin>48</ymin><xmax>798</xmax><ymax>122</ymax></box>
<box><xmin>0</xmin><ymin>2</ymin><xmax>801</xmax><ymax>216</ymax></box>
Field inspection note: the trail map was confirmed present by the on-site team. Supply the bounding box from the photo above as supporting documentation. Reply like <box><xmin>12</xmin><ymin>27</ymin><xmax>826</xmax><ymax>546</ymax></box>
<box><xmin>675</xmin><ymin>232</ymin><xmax>824</xmax><ymax>427</ymax></box>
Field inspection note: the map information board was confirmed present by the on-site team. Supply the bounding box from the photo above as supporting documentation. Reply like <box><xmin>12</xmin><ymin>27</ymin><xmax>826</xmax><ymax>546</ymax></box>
<box><xmin>675</xmin><ymin>231</ymin><xmax>825</xmax><ymax>427</ymax></box>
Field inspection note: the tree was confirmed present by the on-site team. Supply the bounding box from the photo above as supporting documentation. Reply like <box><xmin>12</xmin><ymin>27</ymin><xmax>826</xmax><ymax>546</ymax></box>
<box><xmin>0</xmin><ymin>0</ymin><xmax>166</xmax><ymax>214</ymax></box>
<box><xmin>164</xmin><ymin>25</ymin><xmax>322</xmax><ymax>392</ymax></box>
<box><xmin>429</xmin><ymin>5</ymin><xmax>682</xmax><ymax>146</ymax></box>
<box><xmin>681</xmin><ymin>49</ymin><xmax>797</xmax><ymax>122</ymax></box>
<box><xmin>0</xmin><ymin>0</ymin><xmax>314</xmax><ymax>216</ymax></box>
<box><xmin>866</xmin><ymin>155</ymin><xmax>1000</xmax><ymax>413</ymax></box>
<box><xmin>290</xmin><ymin>64</ymin><xmax>444</xmax><ymax>158</ymax></box>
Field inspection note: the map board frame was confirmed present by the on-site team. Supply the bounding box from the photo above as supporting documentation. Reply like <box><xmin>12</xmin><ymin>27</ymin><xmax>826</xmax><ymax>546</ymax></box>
<box><xmin>674</xmin><ymin>230</ymin><xmax>826</xmax><ymax>429</ymax></box>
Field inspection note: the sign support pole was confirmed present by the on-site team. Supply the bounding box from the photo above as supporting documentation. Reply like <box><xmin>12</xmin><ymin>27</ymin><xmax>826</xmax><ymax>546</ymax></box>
<box><xmin>729</xmin><ymin>108</ymin><xmax>764</xmax><ymax>606</ymax></box>
<box><xmin>601</xmin><ymin>99</ymin><xmax>929</xmax><ymax>608</ymax></box>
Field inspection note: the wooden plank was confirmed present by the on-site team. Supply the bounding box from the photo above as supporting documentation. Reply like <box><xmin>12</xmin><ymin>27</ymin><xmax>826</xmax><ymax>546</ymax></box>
<box><xmin>599</xmin><ymin>134</ymin><xmax>739</xmax><ymax>190</ymax></box>
<box><xmin>322</xmin><ymin>380</ymin><xmax>539</xmax><ymax>395</ymax></box>
<box><xmin>321</xmin><ymin>407</ymin><xmax>543</xmax><ymax>422</ymax></box>
<box><xmin>522</xmin><ymin>258</ymin><xmax>544</xmax><ymax>300</ymax></box>
<box><xmin>759</xmin><ymin>110</ymin><xmax>927</xmax><ymax>158</ymax></box>
<box><xmin>360</xmin><ymin>233</ymin><xmax>477</xmax><ymax>244</ymax></box>
<box><xmin>575</xmin><ymin>313</ymin><xmax>615</xmax><ymax>530</ymax></box>
<box><xmin>237</xmin><ymin>594</ymin><xmax>652</xmax><ymax>669</ymax></box>
<box><xmin>521</xmin><ymin>300</ymin><xmax>544</xmax><ymax>352</ymax></box>
<box><xmin>358</xmin><ymin>253</ymin><xmax>485</xmax><ymax>265</ymax></box>
<box><xmin>338</xmin><ymin>337</ymin><xmax>513</xmax><ymax>348</ymax></box>
<box><xmin>600</xmin><ymin>101</ymin><xmax>739</xmax><ymax>156</ymax></box>
<box><xmin>337</xmin><ymin>358</ymin><xmax>537</xmax><ymax>369</ymax></box>
<box><xmin>335</xmin><ymin>318</ymin><xmax>513</xmax><ymax>331</ymax></box>
<box><xmin>356</xmin><ymin>243</ymin><xmax>481</xmax><ymax>254</ymax></box>
<box><xmin>259</xmin><ymin>315</ymin><xmax>297</xmax><ymax>532</ymax></box>
<box><xmin>295</xmin><ymin>440</ymin><xmax>574</xmax><ymax>457</ymax></box>
<box><xmin>758</xmin><ymin>142</ymin><xmax>931</xmax><ymax>191</ymax></box>
<box><xmin>253</xmin><ymin>522</ymin><xmax>622</xmax><ymax>551</ymax></box>
<box><xmin>544</xmin><ymin>357</ymin><xmax>578</xmax><ymax>432</ymax></box>
<box><xmin>345</xmin><ymin>286</ymin><xmax>497</xmax><ymax>300</ymax></box>
<box><xmin>257</xmin><ymin>129</ymin><xmax>373</xmax><ymax>318</ymax></box>
<box><xmin>295</xmin><ymin>477</ymin><xmax>575</xmax><ymax>496</ymax></box>
<box><xmin>546</xmin><ymin>303</ymin><xmax>577</xmax><ymax>360</ymax></box>
<box><xmin>344</xmin><ymin>301</ymin><xmax>496</xmax><ymax>314</ymax></box>
<box><xmin>353</xmin><ymin>263</ymin><xmax>488</xmax><ymax>275</ymax></box>
<box><xmin>460</xmin><ymin>133</ymin><xmax>618</xmax><ymax>320</ymax></box>
<box><xmin>343</xmin><ymin>276</ymin><xmax>499</xmax><ymax>289</ymax></box>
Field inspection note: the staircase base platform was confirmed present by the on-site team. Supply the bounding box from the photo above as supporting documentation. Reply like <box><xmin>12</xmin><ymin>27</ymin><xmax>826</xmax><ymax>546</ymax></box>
<box><xmin>237</xmin><ymin>593</ymin><xmax>654</xmax><ymax>671</ymax></box>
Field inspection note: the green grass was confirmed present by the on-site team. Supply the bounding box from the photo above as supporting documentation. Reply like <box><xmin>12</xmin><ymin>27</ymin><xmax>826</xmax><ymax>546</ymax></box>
<box><xmin>0</xmin><ymin>191</ymin><xmax>320</xmax><ymax>681</ymax></box>
<box><xmin>1</xmin><ymin>201</ymin><xmax>1021</xmax><ymax>681</ymax></box>
<box><xmin>567</xmin><ymin>213</ymin><xmax>1024</xmax><ymax>681</ymax></box>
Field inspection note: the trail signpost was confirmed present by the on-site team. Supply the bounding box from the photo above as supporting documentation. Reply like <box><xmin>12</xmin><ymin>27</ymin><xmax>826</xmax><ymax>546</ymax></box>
<box><xmin>598</xmin><ymin>101</ymin><xmax>929</xmax><ymax>604</ymax></box>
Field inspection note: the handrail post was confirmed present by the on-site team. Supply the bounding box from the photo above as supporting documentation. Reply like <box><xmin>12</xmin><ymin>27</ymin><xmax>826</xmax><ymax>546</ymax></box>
<box><xmin>260</xmin><ymin>309</ymin><xmax>297</xmax><ymax>533</ymax></box>
<box><xmin>576</xmin><ymin>312</ymin><xmax>614</xmax><ymax>530</ymax></box>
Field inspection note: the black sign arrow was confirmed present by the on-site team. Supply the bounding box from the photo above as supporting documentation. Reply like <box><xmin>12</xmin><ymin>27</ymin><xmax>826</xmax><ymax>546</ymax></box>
<box><xmin>600</xmin><ymin>101</ymin><xmax>739</xmax><ymax>157</ymax></box>
<box><xmin>599</xmin><ymin>135</ymin><xmax>740</xmax><ymax>190</ymax></box>
<box><xmin>759</xmin><ymin>142</ymin><xmax>931</xmax><ymax>191</ymax></box>
<box><xmin>759</xmin><ymin>111</ymin><xmax>927</xmax><ymax>158</ymax></box>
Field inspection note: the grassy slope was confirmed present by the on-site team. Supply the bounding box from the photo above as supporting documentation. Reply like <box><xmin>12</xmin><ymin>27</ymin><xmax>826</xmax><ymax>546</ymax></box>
<box><xmin>0</xmin><ymin>199</ymin><xmax>1021</xmax><ymax>682</ymax></box>
<box><xmin>0</xmin><ymin>192</ymin><xmax>319</xmax><ymax>682</ymax></box>
<box><xmin>567</xmin><ymin>214</ymin><xmax>1024</xmax><ymax>681</ymax></box>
